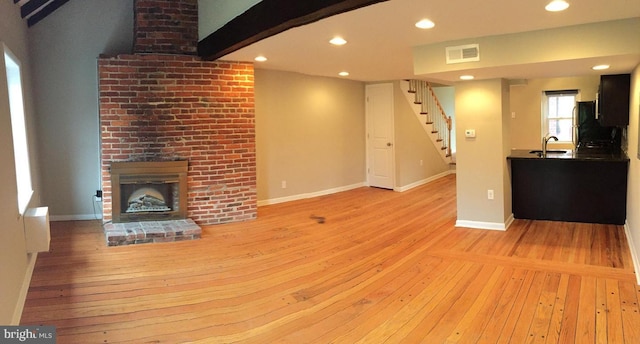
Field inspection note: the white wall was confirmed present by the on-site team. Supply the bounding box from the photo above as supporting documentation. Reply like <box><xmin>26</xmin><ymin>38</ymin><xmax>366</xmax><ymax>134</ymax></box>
<box><xmin>198</xmin><ymin>0</ymin><xmax>261</xmax><ymax>39</ymax></box>
<box><xmin>28</xmin><ymin>0</ymin><xmax>133</xmax><ymax>220</ymax></box>
<box><xmin>0</xmin><ymin>0</ymin><xmax>40</xmax><ymax>325</ymax></box>
<box><xmin>625</xmin><ymin>64</ymin><xmax>640</xmax><ymax>283</ymax></box>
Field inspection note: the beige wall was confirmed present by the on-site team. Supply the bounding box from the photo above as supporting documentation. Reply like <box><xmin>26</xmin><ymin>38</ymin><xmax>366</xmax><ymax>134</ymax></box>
<box><xmin>510</xmin><ymin>76</ymin><xmax>599</xmax><ymax>150</ymax></box>
<box><xmin>0</xmin><ymin>1</ymin><xmax>41</xmax><ymax>324</ymax></box>
<box><xmin>255</xmin><ymin>74</ymin><xmax>453</xmax><ymax>203</ymax></box>
<box><xmin>254</xmin><ymin>69</ymin><xmax>366</xmax><ymax>203</ymax></box>
<box><xmin>393</xmin><ymin>81</ymin><xmax>450</xmax><ymax>187</ymax></box>
<box><xmin>626</xmin><ymin>64</ymin><xmax>640</xmax><ymax>282</ymax></box>
<box><xmin>455</xmin><ymin>79</ymin><xmax>511</xmax><ymax>228</ymax></box>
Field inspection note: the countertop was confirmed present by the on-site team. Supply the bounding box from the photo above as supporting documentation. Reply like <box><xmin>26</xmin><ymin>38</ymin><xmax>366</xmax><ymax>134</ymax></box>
<box><xmin>507</xmin><ymin>149</ymin><xmax>629</xmax><ymax>162</ymax></box>
<box><xmin>509</xmin><ymin>148</ymin><xmax>628</xmax><ymax>224</ymax></box>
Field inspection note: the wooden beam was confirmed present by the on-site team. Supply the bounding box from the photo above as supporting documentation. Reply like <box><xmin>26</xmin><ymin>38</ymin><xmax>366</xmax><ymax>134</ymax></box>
<box><xmin>26</xmin><ymin>0</ymin><xmax>69</xmax><ymax>27</ymax></box>
<box><xmin>20</xmin><ymin>0</ymin><xmax>49</xmax><ymax>18</ymax></box>
<box><xmin>198</xmin><ymin>0</ymin><xmax>389</xmax><ymax>61</ymax></box>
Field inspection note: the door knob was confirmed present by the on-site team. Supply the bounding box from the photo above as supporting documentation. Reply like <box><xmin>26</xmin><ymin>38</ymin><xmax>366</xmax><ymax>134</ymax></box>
<box><xmin>387</xmin><ymin>142</ymin><xmax>393</xmax><ymax>147</ymax></box>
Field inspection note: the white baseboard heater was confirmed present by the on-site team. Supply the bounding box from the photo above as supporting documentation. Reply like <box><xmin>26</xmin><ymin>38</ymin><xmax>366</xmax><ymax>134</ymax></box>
<box><xmin>24</xmin><ymin>207</ymin><xmax>50</xmax><ymax>253</ymax></box>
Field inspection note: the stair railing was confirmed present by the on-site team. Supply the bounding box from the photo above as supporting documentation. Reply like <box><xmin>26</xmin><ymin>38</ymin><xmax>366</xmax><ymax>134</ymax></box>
<box><xmin>407</xmin><ymin>80</ymin><xmax>452</xmax><ymax>158</ymax></box>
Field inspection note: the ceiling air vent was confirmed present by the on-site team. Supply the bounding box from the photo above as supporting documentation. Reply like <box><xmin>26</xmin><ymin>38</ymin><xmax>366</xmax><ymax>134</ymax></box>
<box><xmin>445</xmin><ymin>44</ymin><xmax>480</xmax><ymax>64</ymax></box>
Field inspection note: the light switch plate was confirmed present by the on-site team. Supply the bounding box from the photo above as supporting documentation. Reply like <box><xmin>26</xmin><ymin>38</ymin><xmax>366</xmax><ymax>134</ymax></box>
<box><xmin>465</xmin><ymin>129</ymin><xmax>476</xmax><ymax>138</ymax></box>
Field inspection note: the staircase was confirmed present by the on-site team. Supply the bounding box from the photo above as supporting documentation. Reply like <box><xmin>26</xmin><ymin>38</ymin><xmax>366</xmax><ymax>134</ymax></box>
<box><xmin>402</xmin><ymin>80</ymin><xmax>454</xmax><ymax>164</ymax></box>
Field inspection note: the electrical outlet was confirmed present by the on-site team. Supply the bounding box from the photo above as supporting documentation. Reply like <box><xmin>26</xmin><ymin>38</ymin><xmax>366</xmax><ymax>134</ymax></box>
<box><xmin>487</xmin><ymin>189</ymin><xmax>494</xmax><ymax>200</ymax></box>
<box><xmin>94</xmin><ymin>195</ymin><xmax>103</xmax><ymax>202</ymax></box>
<box><xmin>281</xmin><ymin>180</ymin><xmax>287</xmax><ymax>189</ymax></box>
<box><xmin>420</xmin><ymin>160</ymin><xmax>423</xmax><ymax>166</ymax></box>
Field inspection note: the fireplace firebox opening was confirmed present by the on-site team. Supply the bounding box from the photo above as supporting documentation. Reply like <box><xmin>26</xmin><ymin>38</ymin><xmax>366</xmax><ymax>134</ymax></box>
<box><xmin>110</xmin><ymin>161</ymin><xmax>188</xmax><ymax>223</ymax></box>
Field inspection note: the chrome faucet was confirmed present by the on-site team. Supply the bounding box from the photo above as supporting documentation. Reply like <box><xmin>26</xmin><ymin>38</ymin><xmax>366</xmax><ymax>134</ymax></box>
<box><xmin>542</xmin><ymin>134</ymin><xmax>558</xmax><ymax>157</ymax></box>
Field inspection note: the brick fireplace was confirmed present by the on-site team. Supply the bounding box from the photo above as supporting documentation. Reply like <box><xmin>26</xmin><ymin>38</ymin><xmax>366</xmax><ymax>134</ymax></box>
<box><xmin>99</xmin><ymin>0</ymin><xmax>257</xmax><ymax>244</ymax></box>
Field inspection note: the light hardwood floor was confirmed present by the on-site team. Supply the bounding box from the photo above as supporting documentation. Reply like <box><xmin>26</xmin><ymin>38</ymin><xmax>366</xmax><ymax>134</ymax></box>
<box><xmin>21</xmin><ymin>174</ymin><xmax>640</xmax><ymax>343</ymax></box>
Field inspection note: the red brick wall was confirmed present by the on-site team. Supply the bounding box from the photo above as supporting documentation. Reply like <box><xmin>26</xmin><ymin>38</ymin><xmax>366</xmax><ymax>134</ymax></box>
<box><xmin>99</xmin><ymin>54</ymin><xmax>257</xmax><ymax>225</ymax></box>
<box><xmin>133</xmin><ymin>0</ymin><xmax>198</xmax><ymax>55</ymax></box>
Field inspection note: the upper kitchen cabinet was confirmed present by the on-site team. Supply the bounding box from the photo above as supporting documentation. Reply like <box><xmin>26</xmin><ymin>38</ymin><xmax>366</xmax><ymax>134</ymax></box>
<box><xmin>597</xmin><ymin>74</ymin><xmax>631</xmax><ymax>126</ymax></box>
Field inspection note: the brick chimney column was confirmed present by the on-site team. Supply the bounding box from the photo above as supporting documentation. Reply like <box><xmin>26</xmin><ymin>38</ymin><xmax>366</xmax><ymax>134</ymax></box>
<box><xmin>133</xmin><ymin>0</ymin><xmax>198</xmax><ymax>55</ymax></box>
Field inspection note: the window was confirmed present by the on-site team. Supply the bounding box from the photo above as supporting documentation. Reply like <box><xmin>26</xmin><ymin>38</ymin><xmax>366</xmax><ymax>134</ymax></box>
<box><xmin>3</xmin><ymin>44</ymin><xmax>33</xmax><ymax>214</ymax></box>
<box><xmin>542</xmin><ymin>90</ymin><xmax>578</xmax><ymax>143</ymax></box>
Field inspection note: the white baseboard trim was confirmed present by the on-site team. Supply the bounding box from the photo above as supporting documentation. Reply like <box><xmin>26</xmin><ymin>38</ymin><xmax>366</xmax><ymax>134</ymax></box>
<box><xmin>624</xmin><ymin>221</ymin><xmax>640</xmax><ymax>285</ymax></box>
<box><xmin>12</xmin><ymin>252</ymin><xmax>38</xmax><ymax>325</ymax></box>
<box><xmin>50</xmin><ymin>214</ymin><xmax>102</xmax><ymax>221</ymax></box>
<box><xmin>258</xmin><ymin>182</ymin><xmax>367</xmax><ymax>206</ymax></box>
<box><xmin>394</xmin><ymin>170</ymin><xmax>452</xmax><ymax>192</ymax></box>
<box><xmin>455</xmin><ymin>213</ymin><xmax>514</xmax><ymax>231</ymax></box>
<box><xmin>504</xmin><ymin>214</ymin><xmax>515</xmax><ymax>230</ymax></box>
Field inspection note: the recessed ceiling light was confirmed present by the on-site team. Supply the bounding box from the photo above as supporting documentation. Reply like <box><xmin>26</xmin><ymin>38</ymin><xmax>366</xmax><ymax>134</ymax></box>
<box><xmin>330</xmin><ymin>37</ymin><xmax>347</xmax><ymax>46</ymax></box>
<box><xmin>592</xmin><ymin>64</ymin><xmax>610</xmax><ymax>70</ymax></box>
<box><xmin>545</xmin><ymin>0</ymin><xmax>569</xmax><ymax>12</ymax></box>
<box><xmin>339</xmin><ymin>71</ymin><xmax>350</xmax><ymax>77</ymax></box>
<box><xmin>460</xmin><ymin>75</ymin><xmax>474</xmax><ymax>80</ymax></box>
<box><xmin>254</xmin><ymin>56</ymin><xmax>267</xmax><ymax>62</ymax></box>
<box><xmin>415</xmin><ymin>19</ymin><xmax>435</xmax><ymax>29</ymax></box>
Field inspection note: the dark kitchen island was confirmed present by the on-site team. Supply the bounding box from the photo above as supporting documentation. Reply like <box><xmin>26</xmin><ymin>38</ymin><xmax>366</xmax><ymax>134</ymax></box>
<box><xmin>508</xmin><ymin>149</ymin><xmax>629</xmax><ymax>225</ymax></box>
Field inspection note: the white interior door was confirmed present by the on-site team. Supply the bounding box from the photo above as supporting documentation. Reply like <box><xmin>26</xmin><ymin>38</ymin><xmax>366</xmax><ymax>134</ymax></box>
<box><xmin>366</xmin><ymin>83</ymin><xmax>394</xmax><ymax>189</ymax></box>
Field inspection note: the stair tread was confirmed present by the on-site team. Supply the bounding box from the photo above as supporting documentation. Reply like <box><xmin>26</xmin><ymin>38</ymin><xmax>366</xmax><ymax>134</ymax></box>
<box><xmin>405</xmin><ymin>79</ymin><xmax>452</xmax><ymax>165</ymax></box>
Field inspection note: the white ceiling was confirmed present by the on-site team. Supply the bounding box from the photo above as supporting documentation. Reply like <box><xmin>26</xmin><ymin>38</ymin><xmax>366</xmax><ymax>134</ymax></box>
<box><xmin>222</xmin><ymin>0</ymin><xmax>640</xmax><ymax>83</ymax></box>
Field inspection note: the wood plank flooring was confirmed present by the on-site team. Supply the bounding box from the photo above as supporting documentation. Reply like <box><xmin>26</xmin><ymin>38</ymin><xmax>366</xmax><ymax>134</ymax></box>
<box><xmin>20</xmin><ymin>174</ymin><xmax>640</xmax><ymax>343</ymax></box>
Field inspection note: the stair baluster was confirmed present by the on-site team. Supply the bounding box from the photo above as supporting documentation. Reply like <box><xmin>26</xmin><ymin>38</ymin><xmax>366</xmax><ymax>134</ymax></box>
<box><xmin>405</xmin><ymin>80</ymin><xmax>453</xmax><ymax>159</ymax></box>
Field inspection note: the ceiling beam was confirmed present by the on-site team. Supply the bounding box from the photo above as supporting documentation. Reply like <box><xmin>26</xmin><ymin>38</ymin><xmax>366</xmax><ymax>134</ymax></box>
<box><xmin>20</xmin><ymin>0</ymin><xmax>49</xmax><ymax>18</ymax></box>
<box><xmin>27</xmin><ymin>0</ymin><xmax>69</xmax><ymax>27</ymax></box>
<box><xmin>198</xmin><ymin>0</ymin><xmax>388</xmax><ymax>61</ymax></box>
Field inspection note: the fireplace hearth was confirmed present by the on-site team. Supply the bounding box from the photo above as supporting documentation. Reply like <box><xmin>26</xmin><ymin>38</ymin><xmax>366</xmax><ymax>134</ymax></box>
<box><xmin>106</xmin><ymin>160</ymin><xmax>201</xmax><ymax>245</ymax></box>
